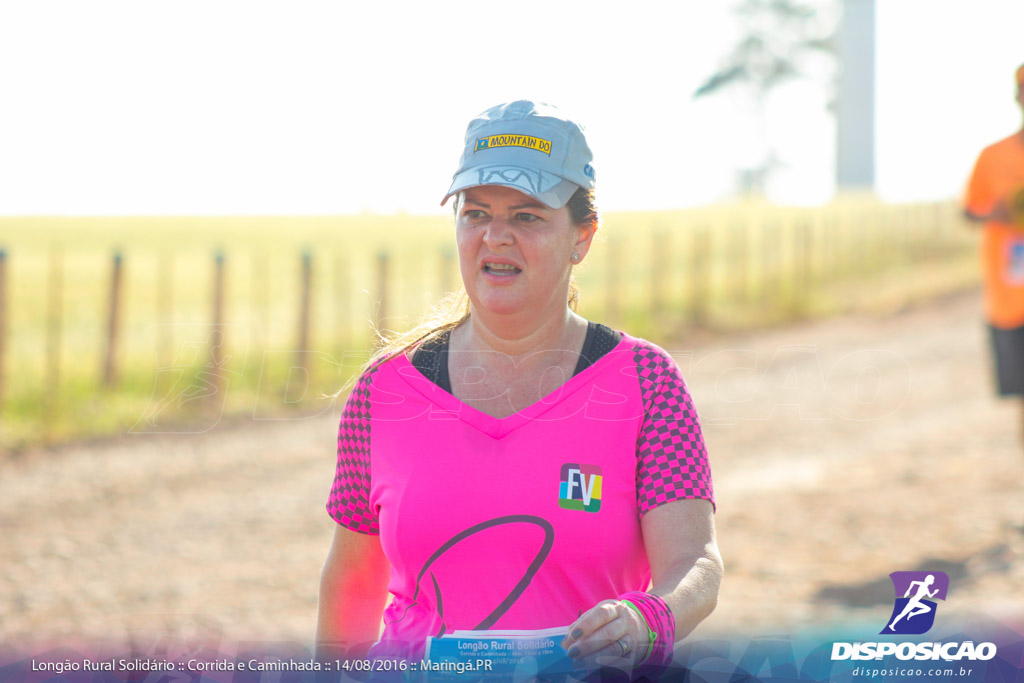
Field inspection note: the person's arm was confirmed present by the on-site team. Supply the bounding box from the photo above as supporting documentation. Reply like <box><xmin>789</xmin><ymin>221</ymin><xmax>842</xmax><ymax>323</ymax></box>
<box><xmin>962</xmin><ymin>146</ymin><xmax>1014</xmax><ymax>226</ymax></box>
<box><xmin>964</xmin><ymin>200</ymin><xmax>1012</xmax><ymax>225</ymax></box>
<box><xmin>561</xmin><ymin>342</ymin><xmax>719</xmax><ymax>670</ymax></box>
<box><xmin>320</xmin><ymin>363</ymin><xmax>388</xmax><ymax>659</ymax></box>
<box><xmin>560</xmin><ymin>499</ymin><xmax>722</xmax><ymax>668</ymax></box>
<box><xmin>316</xmin><ymin>524</ymin><xmax>391</xmax><ymax>660</ymax></box>
<box><xmin>641</xmin><ymin>498</ymin><xmax>722</xmax><ymax>639</ymax></box>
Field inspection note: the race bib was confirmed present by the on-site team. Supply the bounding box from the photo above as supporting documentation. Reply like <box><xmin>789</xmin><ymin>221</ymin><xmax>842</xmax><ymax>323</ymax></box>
<box><xmin>1006</xmin><ymin>238</ymin><xmax>1024</xmax><ymax>285</ymax></box>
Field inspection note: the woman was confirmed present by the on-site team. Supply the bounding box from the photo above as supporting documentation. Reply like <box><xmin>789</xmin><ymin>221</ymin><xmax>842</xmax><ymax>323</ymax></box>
<box><xmin>317</xmin><ymin>100</ymin><xmax>722</xmax><ymax>676</ymax></box>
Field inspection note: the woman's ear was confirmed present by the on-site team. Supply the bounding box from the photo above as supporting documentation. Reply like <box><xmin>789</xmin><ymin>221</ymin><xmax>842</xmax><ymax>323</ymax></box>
<box><xmin>573</xmin><ymin>219</ymin><xmax>598</xmax><ymax>262</ymax></box>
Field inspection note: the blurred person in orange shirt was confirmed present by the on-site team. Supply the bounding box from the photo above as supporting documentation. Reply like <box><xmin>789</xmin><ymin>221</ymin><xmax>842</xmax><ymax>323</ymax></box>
<box><xmin>964</xmin><ymin>64</ymin><xmax>1024</xmax><ymax>440</ymax></box>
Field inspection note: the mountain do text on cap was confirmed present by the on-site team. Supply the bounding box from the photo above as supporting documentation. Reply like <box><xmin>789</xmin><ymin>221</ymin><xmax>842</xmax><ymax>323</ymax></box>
<box><xmin>441</xmin><ymin>100</ymin><xmax>596</xmax><ymax>210</ymax></box>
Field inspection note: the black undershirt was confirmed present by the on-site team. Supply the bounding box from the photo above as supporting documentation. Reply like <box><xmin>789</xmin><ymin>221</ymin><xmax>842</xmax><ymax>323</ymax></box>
<box><xmin>411</xmin><ymin>321</ymin><xmax>623</xmax><ymax>394</ymax></box>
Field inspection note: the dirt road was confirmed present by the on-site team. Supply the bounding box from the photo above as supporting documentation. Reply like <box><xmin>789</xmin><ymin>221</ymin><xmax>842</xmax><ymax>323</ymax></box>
<box><xmin>2</xmin><ymin>288</ymin><xmax>1021</xmax><ymax>649</ymax></box>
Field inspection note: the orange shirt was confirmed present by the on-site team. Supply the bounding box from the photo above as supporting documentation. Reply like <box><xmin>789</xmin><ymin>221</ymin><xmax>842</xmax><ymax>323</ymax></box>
<box><xmin>964</xmin><ymin>132</ymin><xmax>1024</xmax><ymax>328</ymax></box>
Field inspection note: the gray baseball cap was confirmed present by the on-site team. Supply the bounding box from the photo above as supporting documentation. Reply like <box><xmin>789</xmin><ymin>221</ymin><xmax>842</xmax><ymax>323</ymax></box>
<box><xmin>441</xmin><ymin>100</ymin><xmax>596</xmax><ymax>210</ymax></box>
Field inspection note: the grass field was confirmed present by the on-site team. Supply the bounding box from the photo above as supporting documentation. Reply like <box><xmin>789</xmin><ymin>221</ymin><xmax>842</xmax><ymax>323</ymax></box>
<box><xmin>0</xmin><ymin>198</ymin><xmax>978</xmax><ymax>451</ymax></box>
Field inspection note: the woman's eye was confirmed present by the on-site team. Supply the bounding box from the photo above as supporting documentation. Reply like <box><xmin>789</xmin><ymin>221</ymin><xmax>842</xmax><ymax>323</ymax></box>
<box><xmin>516</xmin><ymin>213</ymin><xmax>540</xmax><ymax>223</ymax></box>
<box><xmin>463</xmin><ymin>209</ymin><xmax>486</xmax><ymax>219</ymax></box>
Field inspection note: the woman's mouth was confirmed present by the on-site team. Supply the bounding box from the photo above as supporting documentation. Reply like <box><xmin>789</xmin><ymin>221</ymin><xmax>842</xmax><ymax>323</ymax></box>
<box><xmin>483</xmin><ymin>262</ymin><xmax>522</xmax><ymax>276</ymax></box>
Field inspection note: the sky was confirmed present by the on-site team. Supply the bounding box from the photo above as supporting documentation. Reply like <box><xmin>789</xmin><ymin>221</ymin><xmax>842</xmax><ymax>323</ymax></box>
<box><xmin>0</xmin><ymin>0</ymin><xmax>1021</xmax><ymax>216</ymax></box>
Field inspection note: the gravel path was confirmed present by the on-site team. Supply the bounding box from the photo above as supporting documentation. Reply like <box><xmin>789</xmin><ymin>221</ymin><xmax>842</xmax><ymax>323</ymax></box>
<box><xmin>2</xmin><ymin>288</ymin><xmax>1021</xmax><ymax>650</ymax></box>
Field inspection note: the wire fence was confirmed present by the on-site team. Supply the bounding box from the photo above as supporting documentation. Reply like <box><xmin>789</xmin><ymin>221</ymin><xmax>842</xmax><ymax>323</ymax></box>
<box><xmin>0</xmin><ymin>198</ymin><xmax>976</xmax><ymax>450</ymax></box>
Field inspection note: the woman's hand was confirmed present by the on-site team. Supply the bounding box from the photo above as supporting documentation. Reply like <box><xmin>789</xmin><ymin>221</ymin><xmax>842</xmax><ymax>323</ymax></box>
<box><xmin>966</xmin><ymin>198</ymin><xmax>1017</xmax><ymax>225</ymax></box>
<box><xmin>560</xmin><ymin>599</ymin><xmax>649</xmax><ymax>673</ymax></box>
<box><xmin>558</xmin><ymin>499</ymin><xmax>722</xmax><ymax>676</ymax></box>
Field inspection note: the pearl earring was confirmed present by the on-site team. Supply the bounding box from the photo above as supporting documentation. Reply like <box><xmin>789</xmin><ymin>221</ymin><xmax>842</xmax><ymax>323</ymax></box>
<box><xmin>571</xmin><ymin>252</ymin><xmax>581</xmax><ymax>263</ymax></box>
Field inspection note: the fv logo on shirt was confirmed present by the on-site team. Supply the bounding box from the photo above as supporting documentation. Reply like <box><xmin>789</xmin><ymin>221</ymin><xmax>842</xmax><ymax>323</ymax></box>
<box><xmin>558</xmin><ymin>463</ymin><xmax>602</xmax><ymax>513</ymax></box>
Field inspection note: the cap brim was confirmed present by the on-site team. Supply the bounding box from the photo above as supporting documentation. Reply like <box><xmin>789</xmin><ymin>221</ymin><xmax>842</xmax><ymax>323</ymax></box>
<box><xmin>441</xmin><ymin>164</ymin><xmax>580</xmax><ymax>209</ymax></box>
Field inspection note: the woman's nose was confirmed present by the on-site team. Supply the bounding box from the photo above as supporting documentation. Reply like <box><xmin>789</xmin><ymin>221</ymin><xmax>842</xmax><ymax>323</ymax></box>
<box><xmin>483</xmin><ymin>216</ymin><xmax>514</xmax><ymax>247</ymax></box>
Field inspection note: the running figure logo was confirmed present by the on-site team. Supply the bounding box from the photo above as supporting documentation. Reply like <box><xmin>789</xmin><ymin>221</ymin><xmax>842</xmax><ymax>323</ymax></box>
<box><xmin>881</xmin><ymin>571</ymin><xmax>949</xmax><ymax>635</ymax></box>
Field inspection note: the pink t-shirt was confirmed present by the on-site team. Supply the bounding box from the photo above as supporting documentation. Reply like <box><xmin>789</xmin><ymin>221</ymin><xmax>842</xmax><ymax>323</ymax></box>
<box><xmin>326</xmin><ymin>332</ymin><xmax>713</xmax><ymax>659</ymax></box>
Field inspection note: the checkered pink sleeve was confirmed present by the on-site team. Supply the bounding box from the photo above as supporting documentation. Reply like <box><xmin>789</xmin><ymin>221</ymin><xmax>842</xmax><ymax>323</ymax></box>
<box><xmin>326</xmin><ymin>365</ymin><xmax>381</xmax><ymax>534</ymax></box>
<box><xmin>633</xmin><ymin>341</ymin><xmax>714</xmax><ymax>515</ymax></box>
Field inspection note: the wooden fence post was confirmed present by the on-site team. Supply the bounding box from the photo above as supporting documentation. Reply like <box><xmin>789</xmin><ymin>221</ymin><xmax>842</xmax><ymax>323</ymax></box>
<box><xmin>45</xmin><ymin>247</ymin><xmax>63</xmax><ymax>426</ymax></box>
<box><xmin>756</xmin><ymin>220</ymin><xmax>777</xmax><ymax>307</ymax></box>
<box><xmin>939</xmin><ymin>201</ymin><xmax>951</xmax><ymax>242</ymax></box>
<box><xmin>374</xmin><ymin>251</ymin><xmax>389</xmax><ymax>339</ymax></box>
<box><xmin>102</xmin><ymin>251</ymin><xmax>123</xmax><ymax>388</ymax></box>
<box><xmin>157</xmin><ymin>251</ymin><xmax>173</xmax><ymax>368</ymax></box>
<box><xmin>729</xmin><ymin>222</ymin><xmax>748</xmax><ymax>307</ymax></box>
<box><xmin>0</xmin><ymin>249</ymin><xmax>6</xmax><ymax>414</ymax></box>
<box><xmin>333</xmin><ymin>252</ymin><xmax>348</xmax><ymax>358</ymax></box>
<box><xmin>768</xmin><ymin>218</ymin><xmax>781</xmax><ymax>304</ymax></box>
<box><xmin>262</xmin><ymin>251</ymin><xmax>272</xmax><ymax>348</ymax></box>
<box><xmin>440</xmin><ymin>246</ymin><xmax>455</xmax><ymax>297</ymax></box>
<box><xmin>839</xmin><ymin>207</ymin><xmax>854</xmax><ymax>276</ymax></box>
<box><xmin>783</xmin><ymin>218</ymin><xmax>797</xmax><ymax>304</ymax></box>
<box><xmin>209</xmin><ymin>250</ymin><xmax>225</xmax><ymax>403</ymax></box>
<box><xmin>819</xmin><ymin>208</ymin><xmax>830</xmax><ymax>278</ymax></box>
<box><xmin>896</xmin><ymin>204</ymin><xmax>912</xmax><ymax>265</ymax></box>
<box><xmin>297</xmin><ymin>250</ymin><xmax>312</xmax><ymax>378</ymax></box>
<box><xmin>690</xmin><ymin>226</ymin><xmax>710</xmax><ymax>328</ymax></box>
<box><xmin>605</xmin><ymin>234</ymin><xmax>620</xmax><ymax>326</ymax></box>
<box><xmin>794</xmin><ymin>221</ymin><xmax>813</xmax><ymax>312</ymax></box>
<box><xmin>650</xmin><ymin>229</ymin><xmax>667</xmax><ymax>321</ymax></box>
<box><xmin>812</xmin><ymin>211</ymin><xmax>826</xmax><ymax>283</ymax></box>
<box><xmin>747</xmin><ymin>213</ymin><xmax>762</xmax><ymax>305</ymax></box>
<box><xmin>826</xmin><ymin>209</ymin><xmax>842</xmax><ymax>279</ymax></box>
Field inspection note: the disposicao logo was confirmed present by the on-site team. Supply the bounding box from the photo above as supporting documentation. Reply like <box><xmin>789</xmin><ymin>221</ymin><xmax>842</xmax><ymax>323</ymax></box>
<box><xmin>881</xmin><ymin>571</ymin><xmax>948</xmax><ymax>635</ymax></box>
<box><xmin>831</xmin><ymin>570</ymin><xmax>997</xmax><ymax>663</ymax></box>
<box><xmin>558</xmin><ymin>464</ymin><xmax>602</xmax><ymax>513</ymax></box>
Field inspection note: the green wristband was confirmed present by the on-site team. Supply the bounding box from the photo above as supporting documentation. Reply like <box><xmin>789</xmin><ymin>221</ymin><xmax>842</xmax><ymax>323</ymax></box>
<box><xmin>620</xmin><ymin>598</ymin><xmax>657</xmax><ymax>665</ymax></box>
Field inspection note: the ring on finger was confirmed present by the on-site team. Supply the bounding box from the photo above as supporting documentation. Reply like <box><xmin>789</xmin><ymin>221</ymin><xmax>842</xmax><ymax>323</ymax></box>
<box><xmin>618</xmin><ymin>637</ymin><xmax>630</xmax><ymax>657</ymax></box>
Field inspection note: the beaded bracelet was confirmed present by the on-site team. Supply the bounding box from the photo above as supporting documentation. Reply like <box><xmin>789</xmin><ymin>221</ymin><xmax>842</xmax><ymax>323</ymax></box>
<box><xmin>617</xmin><ymin>591</ymin><xmax>675</xmax><ymax>671</ymax></box>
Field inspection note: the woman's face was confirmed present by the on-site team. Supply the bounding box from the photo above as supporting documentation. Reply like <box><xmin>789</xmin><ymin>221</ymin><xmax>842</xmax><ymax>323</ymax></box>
<box><xmin>455</xmin><ymin>185</ymin><xmax>593</xmax><ymax>320</ymax></box>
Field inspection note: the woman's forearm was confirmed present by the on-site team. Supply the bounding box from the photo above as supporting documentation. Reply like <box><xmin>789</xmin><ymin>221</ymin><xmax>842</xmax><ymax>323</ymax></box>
<box><xmin>650</xmin><ymin>544</ymin><xmax>724</xmax><ymax>640</ymax></box>
<box><xmin>315</xmin><ymin>527</ymin><xmax>391</xmax><ymax>659</ymax></box>
<box><xmin>315</xmin><ymin>566</ymin><xmax>387</xmax><ymax>658</ymax></box>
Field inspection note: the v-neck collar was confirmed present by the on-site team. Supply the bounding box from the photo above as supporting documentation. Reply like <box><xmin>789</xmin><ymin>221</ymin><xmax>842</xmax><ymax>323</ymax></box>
<box><xmin>390</xmin><ymin>334</ymin><xmax>631</xmax><ymax>439</ymax></box>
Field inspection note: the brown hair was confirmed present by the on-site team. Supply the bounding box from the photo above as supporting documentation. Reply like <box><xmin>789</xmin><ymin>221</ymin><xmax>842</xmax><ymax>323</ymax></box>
<box><xmin>329</xmin><ymin>186</ymin><xmax>598</xmax><ymax>399</ymax></box>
